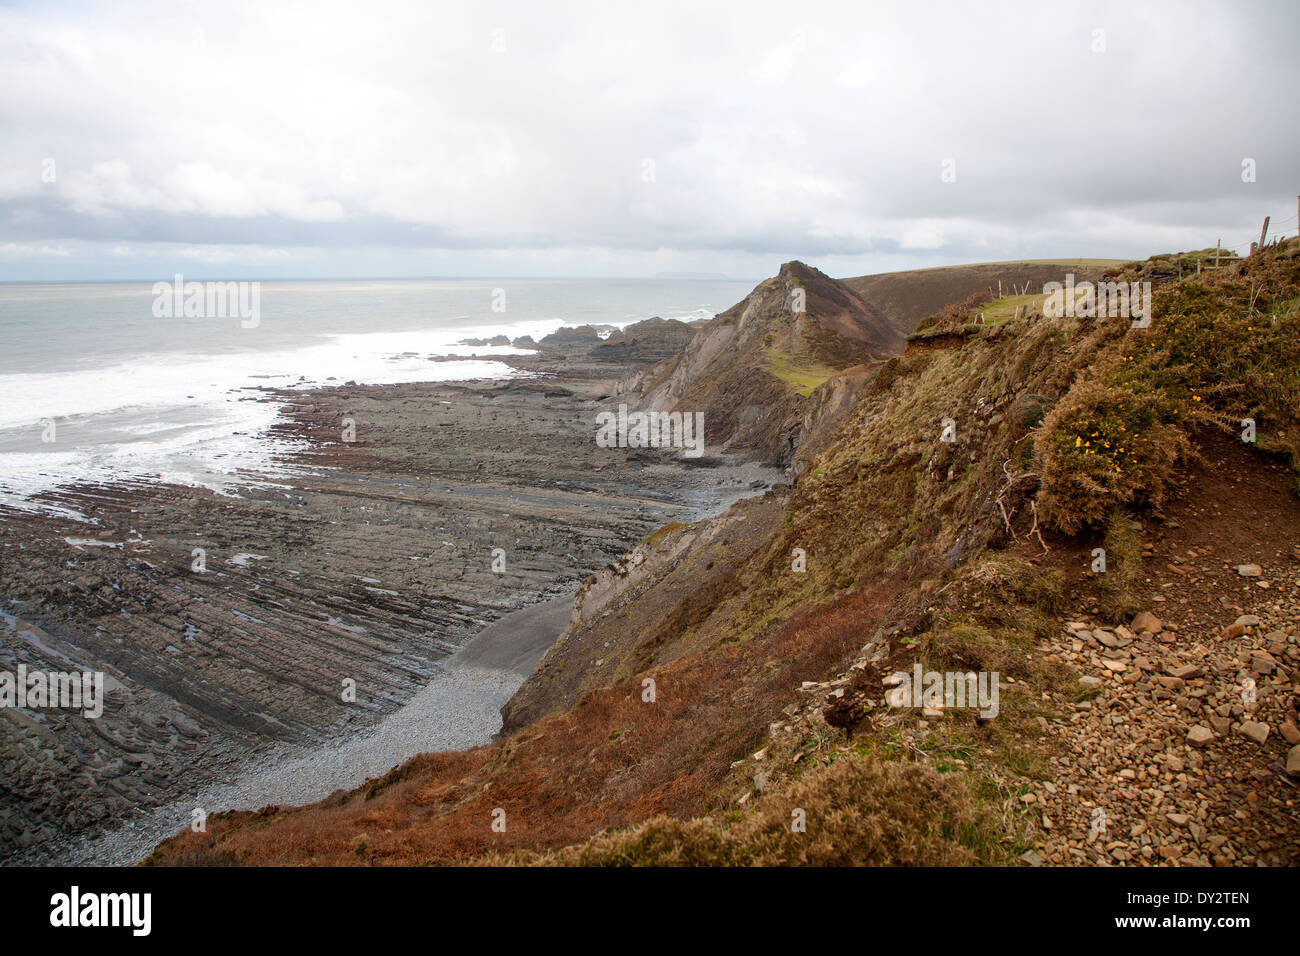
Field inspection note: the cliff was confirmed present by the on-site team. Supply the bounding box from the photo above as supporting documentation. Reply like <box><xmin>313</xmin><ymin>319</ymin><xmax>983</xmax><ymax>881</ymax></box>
<box><xmin>147</xmin><ymin>244</ymin><xmax>1300</xmax><ymax>867</ymax></box>
<box><xmin>618</xmin><ymin>261</ymin><xmax>904</xmax><ymax>465</ymax></box>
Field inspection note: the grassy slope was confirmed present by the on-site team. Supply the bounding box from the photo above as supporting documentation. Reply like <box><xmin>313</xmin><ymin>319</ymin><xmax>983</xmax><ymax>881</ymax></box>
<box><xmin>842</xmin><ymin>259</ymin><xmax>1124</xmax><ymax>337</ymax></box>
<box><xmin>764</xmin><ymin>349</ymin><xmax>842</xmax><ymax>397</ymax></box>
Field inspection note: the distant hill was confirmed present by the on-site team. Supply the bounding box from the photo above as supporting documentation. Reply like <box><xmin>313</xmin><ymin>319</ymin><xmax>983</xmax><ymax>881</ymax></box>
<box><xmin>842</xmin><ymin>259</ymin><xmax>1123</xmax><ymax>336</ymax></box>
<box><xmin>615</xmin><ymin>258</ymin><xmax>1126</xmax><ymax>466</ymax></box>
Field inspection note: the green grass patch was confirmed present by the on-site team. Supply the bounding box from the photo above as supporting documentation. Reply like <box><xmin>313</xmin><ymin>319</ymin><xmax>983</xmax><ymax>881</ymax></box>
<box><xmin>766</xmin><ymin>349</ymin><xmax>840</xmax><ymax>397</ymax></box>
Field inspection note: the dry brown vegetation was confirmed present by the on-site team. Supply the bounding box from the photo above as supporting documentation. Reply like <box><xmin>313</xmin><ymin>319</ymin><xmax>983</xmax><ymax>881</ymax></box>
<box><xmin>483</xmin><ymin>759</ymin><xmax>992</xmax><ymax>866</ymax></box>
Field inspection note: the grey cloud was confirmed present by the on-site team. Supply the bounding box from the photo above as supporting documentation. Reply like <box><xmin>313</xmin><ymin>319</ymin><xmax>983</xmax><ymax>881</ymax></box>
<box><xmin>0</xmin><ymin>0</ymin><xmax>1297</xmax><ymax>278</ymax></box>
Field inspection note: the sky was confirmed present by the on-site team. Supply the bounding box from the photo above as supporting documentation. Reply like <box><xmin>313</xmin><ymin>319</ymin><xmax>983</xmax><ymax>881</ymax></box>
<box><xmin>1</xmin><ymin>0</ymin><xmax>1298</xmax><ymax>281</ymax></box>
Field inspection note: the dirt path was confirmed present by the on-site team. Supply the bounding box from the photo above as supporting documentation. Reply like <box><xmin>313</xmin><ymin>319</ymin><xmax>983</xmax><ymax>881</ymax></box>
<box><xmin>1024</xmin><ymin>432</ymin><xmax>1300</xmax><ymax>865</ymax></box>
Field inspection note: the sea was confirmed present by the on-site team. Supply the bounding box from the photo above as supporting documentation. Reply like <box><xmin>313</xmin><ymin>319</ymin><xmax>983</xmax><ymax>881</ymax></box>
<box><xmin>0</xmin><ymin>277</ymin><xmax>754</xmax><ymax>512</ymax></box>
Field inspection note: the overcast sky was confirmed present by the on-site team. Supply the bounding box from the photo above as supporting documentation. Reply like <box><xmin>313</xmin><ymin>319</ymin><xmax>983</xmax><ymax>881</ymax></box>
<box><xmin>1</xmin><ymin>0</ymin><xmax>1297</xmax><ymax>281</ymax></box>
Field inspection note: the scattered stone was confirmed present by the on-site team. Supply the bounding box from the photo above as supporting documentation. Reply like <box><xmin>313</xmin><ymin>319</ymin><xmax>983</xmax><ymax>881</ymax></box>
<box><xmin>1237</xmin><ymin>722</ymin><xmax>1270</xmax><ymax>745</ymax></box>
<box><xmin>1131</xmin><ymin>611</ymin><xmax>1161</xmax><ymax>634</ymax></box>
<box><xmin>1186</xmin><ymin>726</ymin><xmax>1214</xmax><ymax>748</ymax></box>
<box><xmin>1250</xmin><ymin>651</ymin><xmax>1277</xmax><ymax>676</ymax></box>
<box><xmin>1236</xmin><ymin>564</ymin><xmax>1262</xmax><ymax>577</ymax></box>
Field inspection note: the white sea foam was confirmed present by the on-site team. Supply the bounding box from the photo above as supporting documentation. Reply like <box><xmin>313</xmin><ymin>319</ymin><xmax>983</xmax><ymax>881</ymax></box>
<box><xmin>0</xmin><ymin>327</ymin><xmax>529</xmax><ymax>512</ymax></box>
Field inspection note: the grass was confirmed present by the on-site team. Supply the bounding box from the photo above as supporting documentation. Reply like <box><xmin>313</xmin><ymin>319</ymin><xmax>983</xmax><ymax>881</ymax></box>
<box><xmin>973</xmin><ymin>293</ymin><xmax>1043</xmax><ymax>326</ymax></box>
<box><xmin>766</xmin><ymin>349</ymin><xmax>840</xmax><ymax>396</ymax></box>
<box><xmin>1124</xmin><ymin>248</ymin><xmax>1242</xmax><ymax>274</ymax></box>
<box><xmin>1096</xmin><ymin>508</ymin><xmax>1143</xmax><ymax>620</ymax></box>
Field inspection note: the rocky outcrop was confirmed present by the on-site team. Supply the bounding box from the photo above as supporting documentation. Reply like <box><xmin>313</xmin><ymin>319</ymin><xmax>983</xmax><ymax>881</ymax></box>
<box><xmin>617</xmin><ymin>262</ymin><xmax>903</xmax><ymax>466</ymax></box>
<box><xmin>789</xmin><ymin>363</ymin><xmax>881</xmax><ymax>476</ymax></box>
<box><xmin>0</xmin><ymin>375</ymin><xmax>740</xmax><ymax>863</ymax></box>
<box><xmin>535</xmin><ymin>325</ymin><xmax>614</xmax><ymax>350</ymax></box>
<box><xmin>590</xmin><ymin>317</ymin><xmax>696</xmax><ymax>364</ymax></box>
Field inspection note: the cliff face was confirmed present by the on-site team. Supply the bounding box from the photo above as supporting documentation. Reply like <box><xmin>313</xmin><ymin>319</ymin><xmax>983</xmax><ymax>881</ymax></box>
<box><xmin>499</xmin><ymin>490</ymin><xmax>790</xmax><ymax>733</ymax></box>
<box><xmin>499</xmin><ymin>263</ymin><xmax>903</xmax><ymax>730</ymax></box>
<box><xmin>619</xmin><ymin>261</ymin><xmax>904</xmax><ymax>465</ymax></box>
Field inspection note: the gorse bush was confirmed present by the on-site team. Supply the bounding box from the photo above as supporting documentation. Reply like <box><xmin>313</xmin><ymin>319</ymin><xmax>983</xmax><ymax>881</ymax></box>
<box><xmin>1036</xmin><ymin>377</ymin><xmax>1188</xmax><ymax>532</ymax></box>
<box><xmin>1035</xmin><ymin>246</ymin><xmax>1300</xmax><ymax>532</ymax></box>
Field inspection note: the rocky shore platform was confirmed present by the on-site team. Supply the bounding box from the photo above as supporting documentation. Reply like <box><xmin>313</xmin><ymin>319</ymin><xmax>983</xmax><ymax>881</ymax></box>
<box><xmin>0</xmin><ymin>357</ymin><xmax>779</xmax><ymax>864</ymax></box>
